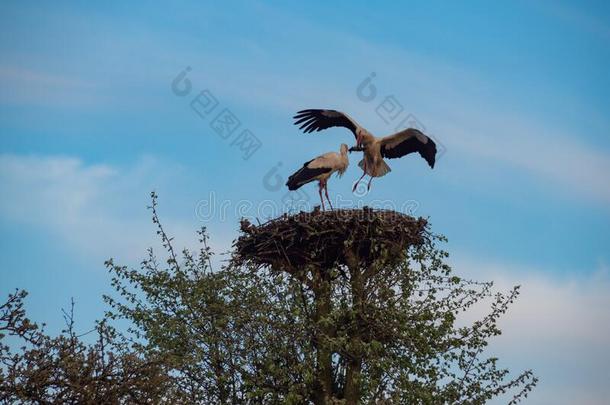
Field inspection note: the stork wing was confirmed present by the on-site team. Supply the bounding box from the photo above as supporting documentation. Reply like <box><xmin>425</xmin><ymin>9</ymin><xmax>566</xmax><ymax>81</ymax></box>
<box><xmin>285</xmin><ymin>153</ymin><xmax>339</xmax><ymax>191</ymax></box>
<box><xmin>380</xmin><ymin>128</ymin><xmax>437</xmax><ymax>168</ymax></box>
<box><xmin>307</xmin><ymin>152</ymin><xmax>340</xmax><ymax>169</ymax></box>
<box><xmin>293</xmin><ymin>109</ymin><xmax>361</xmax><ymax>138</ymax></box>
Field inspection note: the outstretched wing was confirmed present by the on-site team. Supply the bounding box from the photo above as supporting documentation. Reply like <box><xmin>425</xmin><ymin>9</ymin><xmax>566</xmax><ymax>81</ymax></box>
<box><xmin>293</xmin><ymin>109</ymin><xmax>361</xmax><ymax>138</ymax></box>
<box><xmin>380</xmin><ymin>128</ymin><xmax>437</xmax><ymax>168</ymax></box>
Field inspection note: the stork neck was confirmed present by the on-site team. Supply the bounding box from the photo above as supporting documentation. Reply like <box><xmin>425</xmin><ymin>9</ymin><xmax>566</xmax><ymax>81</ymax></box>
<box><xmin>360</xmin><ymin>131</ymin><xmax>374</xmax><ymax>145</ymax></box>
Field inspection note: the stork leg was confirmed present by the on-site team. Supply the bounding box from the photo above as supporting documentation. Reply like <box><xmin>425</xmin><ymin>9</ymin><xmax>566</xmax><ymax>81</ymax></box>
<box><xmin>367</xmin><ymin>176</ymin><xmax>374</xmax><ymax>191</ymax></box>
<box><xmin>318</xmin><ymin>181</ymin><xmax>325</xmax><ymax>210</ymax></box>
<box><xmin>323</xmin><ymin>181</ymin><xmax>334</xmax><ymax>210</ymax></box>
<box><xmin>352</xmin><ymin>161</ymin><xmax>367</xmax><ymax>193</ymax></box>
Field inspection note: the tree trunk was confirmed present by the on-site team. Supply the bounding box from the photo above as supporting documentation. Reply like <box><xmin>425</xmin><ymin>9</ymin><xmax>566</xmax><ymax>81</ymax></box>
<box><xmin>344</xmin><ymin>357</ymin><xmax>362</xmax><ymax>404</ymax></box>
<box><xmin>344</xmin><ymin>252</ymin><xmax>364</xmax><ymax>404</ymax></box>
<box><xmin>313</xmin><ymin>268</ymin><xmax>333</xmax><ymax>405</ymax></box>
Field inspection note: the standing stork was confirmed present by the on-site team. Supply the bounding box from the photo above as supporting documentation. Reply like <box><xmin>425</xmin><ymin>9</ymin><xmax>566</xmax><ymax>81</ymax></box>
<box><xmin>293</xmin><ymin>109</ymin><xmax>436</xmax><ymax>192</ymax></box>
<box><xmin>286</xmin><ymin>144</ymin><xmax>349</xmax><ymax>210</ymax></box>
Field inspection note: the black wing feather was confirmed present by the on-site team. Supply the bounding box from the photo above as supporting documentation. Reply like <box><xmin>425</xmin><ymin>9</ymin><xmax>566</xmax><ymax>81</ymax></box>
<box><xmin>285</xmin><ymin>159</ymin><xmax>332</xmax><ymax>191</ymax></box>
<box><xmin>292</xmin><ymin>109</ymin><xmax>358</xmax><ymax>137</ymax></box>
<box><xmin>380</xmin><ymin>132</ymin><xmax>437</xmax><ymax>168</ymax></box>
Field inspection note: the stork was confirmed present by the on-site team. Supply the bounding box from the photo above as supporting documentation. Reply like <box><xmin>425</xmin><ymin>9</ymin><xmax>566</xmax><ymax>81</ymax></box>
<box><xmin>286</xmin><ymin>143</ymin><xmax>349</xmax><ymax>210</ymax></box>
<box><xmin>293</xmin><ymin>109</ymin><xmax>436</xmax><ymax>192</ymax></box>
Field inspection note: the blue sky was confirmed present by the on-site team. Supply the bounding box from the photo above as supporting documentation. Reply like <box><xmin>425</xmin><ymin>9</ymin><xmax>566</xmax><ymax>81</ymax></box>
<box><xmin>1</xmin><ymin>1</ymin><xmax>609</xmax><ymax>403</ymax></box>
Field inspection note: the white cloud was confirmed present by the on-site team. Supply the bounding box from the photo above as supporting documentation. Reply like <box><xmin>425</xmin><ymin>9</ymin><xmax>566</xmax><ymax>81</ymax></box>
<box><xmin>168</xmin><ymin>6</ymin><xmax>610</xmax><ymax>207</ymax></box>
<box><xmin>452</xmin><ymin>256</ymin><xmax>610</xmax><ymax>404</ymax></box>
<box><xmin>2</xmin><ymin>4</ymin><xmax>609</xmax><ymax>207</ymax></box>
<box><xmin>431</xmin><ymin>109</ymin><xmax>610</xmax><ymax>205</ymax></box>
<box><xmin>0</xmin><ymin>65</ymin><xmax>101</xmax><ymax>107</ymax></box>
<box><xmin>0</xmin><ymin>154</ymin><xmax>202</xmax><ymax>264</ymax></box>
<box><xmin>538</xmin><ymin>1</ymin><xmax>610</xmax><ymax>42</ymax></box>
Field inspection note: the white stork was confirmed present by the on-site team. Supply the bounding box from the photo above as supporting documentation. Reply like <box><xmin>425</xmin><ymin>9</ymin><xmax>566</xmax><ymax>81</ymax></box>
<box><xmin>286</xmin><ymin>143</ymin><xmax>349</xmax><ymax>210</ymax></box>
<box><xmin>293</xmin><ymin>109</ymin><xmax>436</xmax><ymax>192</ymax></box>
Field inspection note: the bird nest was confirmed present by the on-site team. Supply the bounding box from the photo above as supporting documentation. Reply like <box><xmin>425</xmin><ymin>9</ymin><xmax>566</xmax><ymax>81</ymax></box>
<box><xmin>233</xmin><ymin>207</ymin><xmax>428</xmax><ymax>272</ymax></box>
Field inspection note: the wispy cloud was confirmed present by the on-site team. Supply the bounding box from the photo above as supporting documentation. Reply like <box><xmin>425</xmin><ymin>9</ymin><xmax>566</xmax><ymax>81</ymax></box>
<box><xmin>453</xmin><ymin>256</ymin><xmax>610</xmax><ymax>404</ymax></box>
<box><xmin>0</xmin><ymin>65</ymin><xmax>102</xmax><ymax>107</ymax></box>
<box><xmin>434</xmin><ymin>116</ymin><xmax>610</xmax><ymax>205</ymax></box>
<box><xmin>158</xmin><ymin>6</ymin><xmax>610</xmax><ymax>207</ymax></box>
<box><xmin>539</xmin><ymin>0</ymin><xmax>610</xmax><ymax>42</ymax></box>
<box><xmin>0</xmin><ymin>154</ymin><xmax>204</xmax><ymax>264</ymax></box>
<box><xmin>1</xmin><ymin>3</ymin><xmax>608</xmax><ymax>210</ymax></box>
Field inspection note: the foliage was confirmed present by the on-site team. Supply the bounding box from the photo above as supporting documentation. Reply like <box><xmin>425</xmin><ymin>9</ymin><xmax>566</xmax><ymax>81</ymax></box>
<box><xmin>1</xmin><ymin>192</ymin><xmax>537</xmax><ymax>403</ymax></box>
<box><xmin>104</xmin><ymin>193</ymin><xmax>537</xmax><ymax>403</ymax></box>
<box><xmin>104</xmin><ymin>193</ymin><xmax>316</xmax><ymax>403</ymax></box>
<box><xmin>0</xmin><ymin>291</ymin><xmax>173</xmax><ymax>404</ymax></box>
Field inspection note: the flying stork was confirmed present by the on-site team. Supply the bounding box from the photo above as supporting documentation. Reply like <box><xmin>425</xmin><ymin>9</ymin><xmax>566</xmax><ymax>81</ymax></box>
<box><xmin>293</xmin><ymin>109</ymin><xmax>437</xmax><ymax>192</ymax></box>
<box><xmin>286</xmin><ymin>143</ymin><xmax>349</xmax><ymax>210</ymax></box>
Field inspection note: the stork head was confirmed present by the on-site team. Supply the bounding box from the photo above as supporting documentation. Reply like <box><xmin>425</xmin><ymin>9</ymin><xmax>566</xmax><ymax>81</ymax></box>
<box><xmin>340</xmin><ymin>143</ymin><xmax>349</xmax><ymax>155</ymax></box>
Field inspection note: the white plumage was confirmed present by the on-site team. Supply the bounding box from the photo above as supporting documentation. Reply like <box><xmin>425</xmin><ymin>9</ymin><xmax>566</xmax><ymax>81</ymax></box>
<box><xmin>293</xmin><ymin>109</ymin><xmax>436</xmax><ymax>192</ymax></box>
<box><xmin>286</xmin><ymin>144</ymin><xmax>349</xmax><ymax>210</ymax></box>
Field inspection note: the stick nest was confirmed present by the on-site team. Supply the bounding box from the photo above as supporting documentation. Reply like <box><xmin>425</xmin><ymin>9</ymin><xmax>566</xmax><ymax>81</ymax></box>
<box><xmin>233</xmin><ymin>207</ymin><xmax>428</xmax><ymax>271</ymax></box>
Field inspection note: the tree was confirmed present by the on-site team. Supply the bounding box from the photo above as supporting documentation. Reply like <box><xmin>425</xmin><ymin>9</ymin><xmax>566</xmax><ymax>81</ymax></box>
<box><xmin>1</xmin><ymin>193</ymin><xmax>537</xmax><ymax>403</ymax></box>
<box><xmin>101</xmin><ymin>193</ymin><xmax>537</xmax><ymax>403</ymax></box>
<box><xmin>0</xmin><ymin>290</ymin><xmax>174</xmax><ymax>404</ymax></box>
